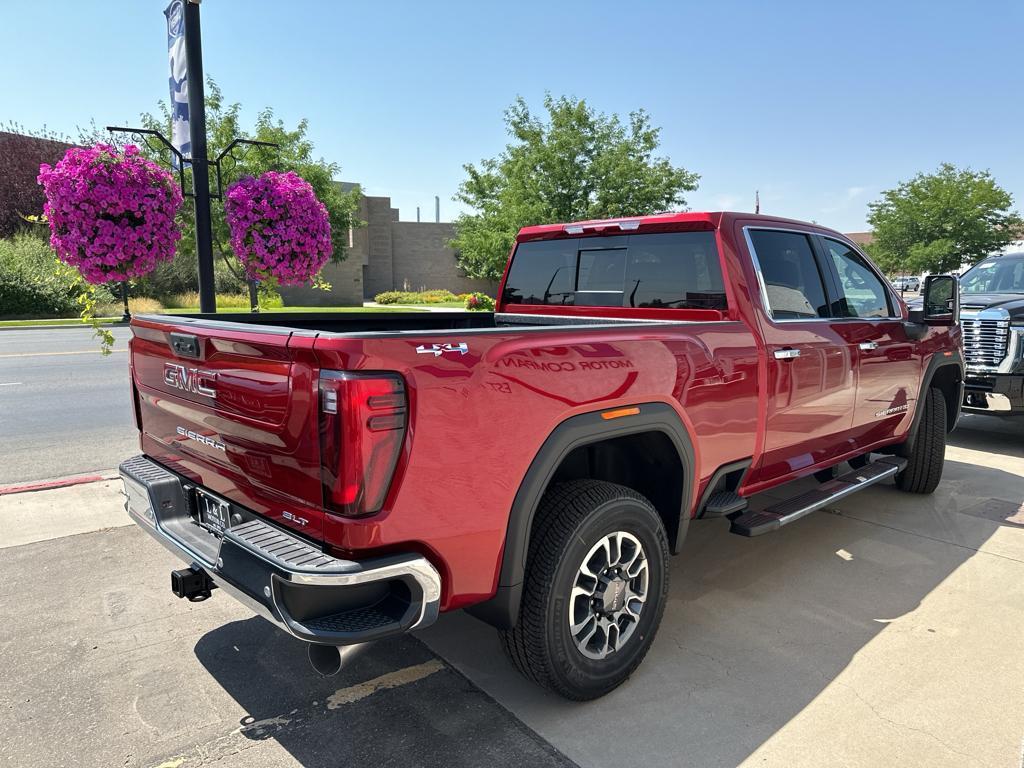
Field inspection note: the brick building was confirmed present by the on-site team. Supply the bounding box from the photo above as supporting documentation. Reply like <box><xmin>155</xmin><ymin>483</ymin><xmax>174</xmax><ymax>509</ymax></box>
<box><xmin>280</xmin><ymin>183</ymin><xmax>496</xmax><ymax>306</ymax></box>
<box><xmin>0</xmin><ymin>131</ymin><xmax>75</xmax><ymax>237</ymax></box>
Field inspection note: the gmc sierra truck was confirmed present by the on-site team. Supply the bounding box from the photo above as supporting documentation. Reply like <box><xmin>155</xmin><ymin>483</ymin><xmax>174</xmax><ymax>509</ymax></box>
<box><xmin>955</xmin><ymin>251</ymin><xmax>1024</xmax><ymax>414</ymax></box>
<box><xmin>120</xmin><ymin>212</ymin><xmax>963</xmax><ymax>700</ymax></box>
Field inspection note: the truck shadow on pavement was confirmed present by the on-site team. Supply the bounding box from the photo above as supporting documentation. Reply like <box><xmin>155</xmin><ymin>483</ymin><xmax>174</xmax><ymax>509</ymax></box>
<box><xmin>191</xmin><ymin>623</ymin><xmax>574</xmax><ymax>768</ymax></box>
<box><xmin>416</xmin><ymin>455</ymin><xmax>1024</xmax><ymax>768</ymax></box>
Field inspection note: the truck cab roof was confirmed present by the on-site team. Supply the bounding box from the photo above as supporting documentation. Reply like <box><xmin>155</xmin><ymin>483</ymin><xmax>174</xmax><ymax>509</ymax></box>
<box><xmin>517</xmin><ymin>211</ymin><xmax>852</xmax><ymax>242</ymax></box>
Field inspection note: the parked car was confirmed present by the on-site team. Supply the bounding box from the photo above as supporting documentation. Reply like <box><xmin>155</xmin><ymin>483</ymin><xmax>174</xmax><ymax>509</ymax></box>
<box><xmin>892</xmin><ymin>275</ymin><xmax>921</xmax><ymax>292</ymax></box>
<box><xmin>956</xmin><ymin>252</ymin><xmax>1024</xmax><ymax>414</ymax></box>
<box><xmin>119</xmin><ymin>212</ymin><xmax>963</xmax><ymax>700</ymax></box>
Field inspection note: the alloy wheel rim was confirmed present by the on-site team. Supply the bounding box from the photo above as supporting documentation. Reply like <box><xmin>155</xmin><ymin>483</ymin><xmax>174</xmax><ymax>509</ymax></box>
<box><xmin>567</xmin><ymin>530</ymin><xmax>649</xmax><ymax>660</ymax></box>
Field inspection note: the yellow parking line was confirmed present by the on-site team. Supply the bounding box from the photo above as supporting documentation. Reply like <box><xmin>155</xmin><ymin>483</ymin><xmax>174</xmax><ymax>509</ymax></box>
<box><xmin>326</xmin><ymin>659</ymin><xmax>445</xmax><ymax>709</ymax></box>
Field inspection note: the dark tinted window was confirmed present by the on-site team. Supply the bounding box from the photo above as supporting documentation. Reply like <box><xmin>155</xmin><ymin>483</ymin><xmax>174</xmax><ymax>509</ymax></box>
<box><xmin>960</xmin><ymin>255</ymin><xmax>1024</xmax><ymax>294</ymax></box>
<box><xmin>823</xmin><ymin>238</ymin><xmax>893</xmax><ymax>318</ymax></box>
<box><xmin>502</xmin><ymin>232</ymin><xmax>727</xmax><ymax>310</ymax></box>
<box><xmin>500</xmin><ymin>238</ymin><xmax>578</xmax><ymax>306</ymax></box>
<box><xmin>749</xmin><ymin>230</ymin><xmax>829</xmax><ymax>319</ymax></box>
<box><xmin>625</xmin><ymin>232</ymin><xmax>725</xmax><ymax>309</ymax></box>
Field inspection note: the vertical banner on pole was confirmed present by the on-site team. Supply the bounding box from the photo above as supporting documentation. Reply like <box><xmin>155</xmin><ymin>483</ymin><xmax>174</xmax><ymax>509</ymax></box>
<box><xmin>164</xmin><ymin>0</ymin><xmax>190</xmax><ymax>166</ymax></box>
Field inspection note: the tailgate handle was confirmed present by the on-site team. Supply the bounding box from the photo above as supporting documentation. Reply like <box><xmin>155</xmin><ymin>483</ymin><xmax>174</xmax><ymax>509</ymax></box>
<box><xmin>170</xmin><ymin>332</ymin><xmax>201</xmax><ymax>359</ymax></box>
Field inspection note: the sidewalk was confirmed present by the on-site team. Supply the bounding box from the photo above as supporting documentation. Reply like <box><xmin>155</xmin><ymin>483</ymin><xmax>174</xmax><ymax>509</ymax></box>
<box><xmin>0</xmin><ymin>475</ymin><xmax>128</xmax><ymax>549</ymax></box>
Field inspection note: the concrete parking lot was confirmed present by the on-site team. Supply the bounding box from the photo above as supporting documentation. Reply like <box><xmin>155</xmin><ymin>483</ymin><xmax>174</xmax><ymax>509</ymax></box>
<box><xmin>424</xmin><ymin>413</ymin><xmax>1024</xmax><ymax>768</ymax></box>
<box><xmin>0</xmin><ymin>412</ymin><xmax>1021</xmax><ymax>767</ymax></box>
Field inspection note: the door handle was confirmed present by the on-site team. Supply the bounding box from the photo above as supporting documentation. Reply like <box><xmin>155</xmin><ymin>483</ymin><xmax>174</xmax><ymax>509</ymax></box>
<box><xmin>859</xmin><ymin>341</ymin><xmax>878</xmax><ymax>351</ymax></box>
<box><xmin>774</xmin><ymin>348</ymin><xmax>801</xmax><ymax>360</ymax></box>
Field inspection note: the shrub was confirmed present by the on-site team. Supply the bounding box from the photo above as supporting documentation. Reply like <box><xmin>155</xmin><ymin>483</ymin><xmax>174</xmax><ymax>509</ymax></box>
<box><xmin>465</xmin><ymin>292</ymin><xmax>495</xmax><ymax>311</ymax></box>
<box><xmin>0</xmin><ymin>233</ymin><xmax>83</xmax><ymax>317</ymax></box>
<box><xmin>374</xmin><ymin>289</ymin><xmax>461</xmax><ymax>305</ymax></box>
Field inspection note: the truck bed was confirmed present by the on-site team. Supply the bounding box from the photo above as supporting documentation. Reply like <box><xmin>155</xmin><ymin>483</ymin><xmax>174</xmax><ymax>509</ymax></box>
<box><xmin>148</xmin><ymin>310</ymin><xmax>676</xmax><ymax>336</ymax></box>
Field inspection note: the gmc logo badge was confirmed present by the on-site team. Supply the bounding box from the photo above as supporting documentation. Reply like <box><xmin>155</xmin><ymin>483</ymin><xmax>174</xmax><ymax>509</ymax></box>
<box><xmin>164</xmin><ymin>363</ymin><xmax>217</xmax><ymax>399</ymax></box>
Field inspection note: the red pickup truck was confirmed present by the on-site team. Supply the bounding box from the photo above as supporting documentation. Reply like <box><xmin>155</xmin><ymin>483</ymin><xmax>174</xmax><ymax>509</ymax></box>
<box><xmin>121</xmin><ymin>211</ymin><xmax>963</xmax><ymax>700</ymax></box>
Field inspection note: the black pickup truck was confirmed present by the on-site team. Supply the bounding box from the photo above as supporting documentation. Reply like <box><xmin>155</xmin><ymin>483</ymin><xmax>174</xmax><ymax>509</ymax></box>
<box><xmin>957</xmin><ymin>252</ymin><xmax>1024</xmax><ymax>414</ymax></box>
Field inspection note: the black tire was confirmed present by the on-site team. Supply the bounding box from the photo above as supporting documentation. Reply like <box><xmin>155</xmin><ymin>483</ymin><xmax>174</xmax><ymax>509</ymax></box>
<box><xmin>895</xmin><ymin>386</ymin><xmax>947</xmax><ymax>494</ymax></box>
<box><xmin>499</xmin><ymin>480</ymin><xmax>670</xmax><ymax>700</ymax></box>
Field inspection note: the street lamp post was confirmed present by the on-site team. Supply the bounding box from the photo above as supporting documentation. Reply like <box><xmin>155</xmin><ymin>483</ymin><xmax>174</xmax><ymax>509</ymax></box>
<box><xmin>183</xmin><ymin>0</ymin><xmax>216</xmax><ymax>314</ymax></box>
<box><xmin>109</xmin><ymin>3</ymin><xmax>278</xmax><ymax>316</ymax></box>
<box><xmin>121</xmin><ymin>282</ymin><xmax>131</xmax><ymax>322</ymax></box>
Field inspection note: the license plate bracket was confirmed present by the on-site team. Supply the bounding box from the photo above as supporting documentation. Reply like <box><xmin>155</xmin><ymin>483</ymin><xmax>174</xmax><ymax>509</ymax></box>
<box><xmin>195</xmin><ymin>488</ymin><xmax>231</xmax><ymax>534</ymax></box>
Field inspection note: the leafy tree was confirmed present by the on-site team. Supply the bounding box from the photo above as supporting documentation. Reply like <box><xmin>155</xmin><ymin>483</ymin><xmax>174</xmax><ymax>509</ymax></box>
<box><xmin>866</xmin><ymin>164</ymin><xmax>1024</xmax><ymax>275</ymax></box>
<box><xmin>452</xmin><ymin>95</ymin><xmax>699</xmax><ymax>281</ymax></box>
<box><xmin>80</xmin><ymin>78</ymin><xmax>362</xmax><ymax>296</ymax></box>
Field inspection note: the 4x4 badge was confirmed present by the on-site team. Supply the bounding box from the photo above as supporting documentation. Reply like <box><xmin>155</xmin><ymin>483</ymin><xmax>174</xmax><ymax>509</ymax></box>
<box><xmin>416</xmin><ymin>342</ymin><xmax>469</xmax><ymax>357</ymax></box>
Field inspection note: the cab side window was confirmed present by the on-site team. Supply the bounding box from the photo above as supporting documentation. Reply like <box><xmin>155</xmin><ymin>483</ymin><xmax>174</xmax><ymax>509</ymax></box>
<box><xmin>824</xmin><ymin>239</ymin><xmax>893</xmax><ymax>318</ymax></box>
<box><xmin>748</xmin><ymin>229</ymin><xmax>830</xmax><ymax>319</ymax></box>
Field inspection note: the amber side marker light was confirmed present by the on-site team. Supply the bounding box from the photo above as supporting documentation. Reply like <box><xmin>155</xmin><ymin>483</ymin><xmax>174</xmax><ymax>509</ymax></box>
<box><xmin>601</xmin><ymin>406</ymin><xmax>641</xmax><ymax>420</ymax></box>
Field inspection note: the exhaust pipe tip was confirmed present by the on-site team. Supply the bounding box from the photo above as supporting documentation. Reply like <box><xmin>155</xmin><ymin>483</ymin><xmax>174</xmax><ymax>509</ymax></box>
<box><xmin>307</xmin><ymin>643</ymin><xmax>343</xmax><ymax>677</ymax></box>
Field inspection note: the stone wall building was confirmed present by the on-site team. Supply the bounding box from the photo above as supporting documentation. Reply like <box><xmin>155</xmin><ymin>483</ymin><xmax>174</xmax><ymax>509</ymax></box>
<box><xmin>280</xmin><ymin>183</ymin><xmax>496</xmax><ymax>307</ymax></box>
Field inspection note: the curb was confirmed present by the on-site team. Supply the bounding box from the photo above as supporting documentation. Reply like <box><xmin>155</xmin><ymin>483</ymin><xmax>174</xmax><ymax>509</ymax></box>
<box><xmin>0</xmin><ymin>472</ymin><xmax>119</xmax><ymax>496</ymax></box>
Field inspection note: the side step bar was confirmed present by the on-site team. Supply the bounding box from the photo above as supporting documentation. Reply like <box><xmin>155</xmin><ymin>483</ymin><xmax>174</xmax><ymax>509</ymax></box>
<box><xmin>729</xmin><ymin>456</ymin><xmax>907</xmax><ymax>537</ymax></box>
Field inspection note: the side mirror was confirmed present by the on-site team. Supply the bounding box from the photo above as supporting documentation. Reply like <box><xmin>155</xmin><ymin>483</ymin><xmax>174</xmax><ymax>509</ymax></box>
<box><xmin>908</xmin><ymin>275</ymin><xmax>959</xmax><ymax>326</ymax></box>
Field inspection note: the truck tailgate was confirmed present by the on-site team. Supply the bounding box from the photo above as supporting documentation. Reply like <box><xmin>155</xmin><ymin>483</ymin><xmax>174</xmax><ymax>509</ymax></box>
<box><xmin>130</xmin><ymin>317</ymin><xmax>326</xmax><ymax>541</ymax></box>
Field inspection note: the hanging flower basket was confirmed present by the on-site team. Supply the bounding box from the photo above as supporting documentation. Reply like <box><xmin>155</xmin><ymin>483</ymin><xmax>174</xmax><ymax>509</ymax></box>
<box><xmin>224</xmin><ymin>170</ymin><xmax>332</xmax><ymax>285</ymax></box>
<box><xmin>37</xmin><ymin>144</ymin><xmax>183</xmax><ymax>284</ymax></box>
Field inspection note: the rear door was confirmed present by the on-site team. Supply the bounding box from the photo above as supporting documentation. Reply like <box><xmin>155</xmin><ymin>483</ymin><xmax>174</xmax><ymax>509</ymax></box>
<box><xmin>742</xmin><ymin>227</ymin><xmax>857</xmax><ymax>483</ymax></box>
<box><xmin>130</xmin><ymin>317</ymin><xmax>326</xmax><ymax>541</ymax></box>
<box><xmin>815</xmin><ymin>235</ymin><xmax>920</xmax><ymax>446</ymax></box>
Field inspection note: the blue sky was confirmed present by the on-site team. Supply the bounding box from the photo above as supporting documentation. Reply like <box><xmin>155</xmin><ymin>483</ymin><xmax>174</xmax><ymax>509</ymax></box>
<box><xmin>3</xmin><ymin>1</ymin><xmax>1021</xmax><ymax>232</ymax></box>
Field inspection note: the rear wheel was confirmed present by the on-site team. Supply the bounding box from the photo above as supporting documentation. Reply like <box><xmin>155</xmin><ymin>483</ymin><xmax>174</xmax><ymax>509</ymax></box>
<box><xmin>499</xmin><ymin>480</ymin><xmax>669</xmax><ymax>700</ymax></box>
<box><xmin>896</xmin><ymin>386</ymin><xmax>947</xmax><ymax>494</ymax></box>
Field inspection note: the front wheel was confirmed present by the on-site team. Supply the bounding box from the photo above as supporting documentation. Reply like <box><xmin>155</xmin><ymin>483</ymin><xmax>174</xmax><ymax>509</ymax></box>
<box><xmin>895</xmin><ymin>386</ymin><xmax>947</xmax><ymax>494</ymax></box>
<box><xmin>499</xmin><ymin>480</ymin><xmax>670</xmax><ymax>700</ymax></box>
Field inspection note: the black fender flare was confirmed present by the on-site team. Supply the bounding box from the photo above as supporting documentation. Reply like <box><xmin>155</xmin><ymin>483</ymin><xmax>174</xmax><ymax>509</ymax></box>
<box><xmin>467</xmin><ymin>402</ymin><xmax>696</xmax><ymax>630</ymax></box>
<box><xmin>905</xmin><ymin>350</ymin><xmax>965</xmax><ymax>448</ymax></box>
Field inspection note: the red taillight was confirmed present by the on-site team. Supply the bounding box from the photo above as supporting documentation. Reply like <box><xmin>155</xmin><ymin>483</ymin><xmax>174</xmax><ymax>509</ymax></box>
<box><xmin>319</xmin><ymin>372</ymin><xmax>407</xmax><ymax>517</ymax></box>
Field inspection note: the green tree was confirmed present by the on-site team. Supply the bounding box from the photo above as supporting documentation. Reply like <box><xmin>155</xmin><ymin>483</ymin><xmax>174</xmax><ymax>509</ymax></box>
<box><xmin>866</xmin><ymin>164</ymin><xmax>1023</xmax><ymax>275</ymax></box>
<box><xmin>82</xmin><ymin>78</ymin><xmax>362</xmax><ymax>296</ymax></box>
<box><xmin>452</xmin><ymin>95</ymin><xmax>699</xmax><ymax>281</ymax></box>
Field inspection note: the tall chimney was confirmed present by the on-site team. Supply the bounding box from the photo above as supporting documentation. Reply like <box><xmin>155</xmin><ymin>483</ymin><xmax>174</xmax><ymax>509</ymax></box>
<box><xmin>435</xmin><ymin>196</ymin><xmax>440</xmax><ymax>223</ymax></box>
<box><xmin>416</xmin><ymin>206</ymin><xmax>420</xmax><ymax>223</ymax></box>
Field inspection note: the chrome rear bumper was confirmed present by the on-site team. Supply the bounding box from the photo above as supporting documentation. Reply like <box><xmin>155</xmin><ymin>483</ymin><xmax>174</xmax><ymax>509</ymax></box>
<box><xmin>119</xmin><ymin>455</ymin><xmax>441</xmax><ymax>646</ymax></box>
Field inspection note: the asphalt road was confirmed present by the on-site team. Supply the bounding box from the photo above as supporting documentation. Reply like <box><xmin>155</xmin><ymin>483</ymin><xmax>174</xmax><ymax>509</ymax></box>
<box><xmin>0</xmin><ymin>326</ymin><xmax>137</xmax><ymax>484</ymax></box>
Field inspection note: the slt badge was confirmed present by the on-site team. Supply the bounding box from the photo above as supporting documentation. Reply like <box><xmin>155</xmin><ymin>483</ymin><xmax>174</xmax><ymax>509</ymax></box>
<box><xmin>416</xmin><ymin>342</ymin><xmax>469</xmax><ymax>357</ymax></box>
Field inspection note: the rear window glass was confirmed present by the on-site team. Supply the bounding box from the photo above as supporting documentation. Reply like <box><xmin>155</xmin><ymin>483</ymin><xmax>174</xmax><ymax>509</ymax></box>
<box><xmin>502</xmin><ymin>232</ymin><xmax>727</xmax><ymax>310</ymax></box>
